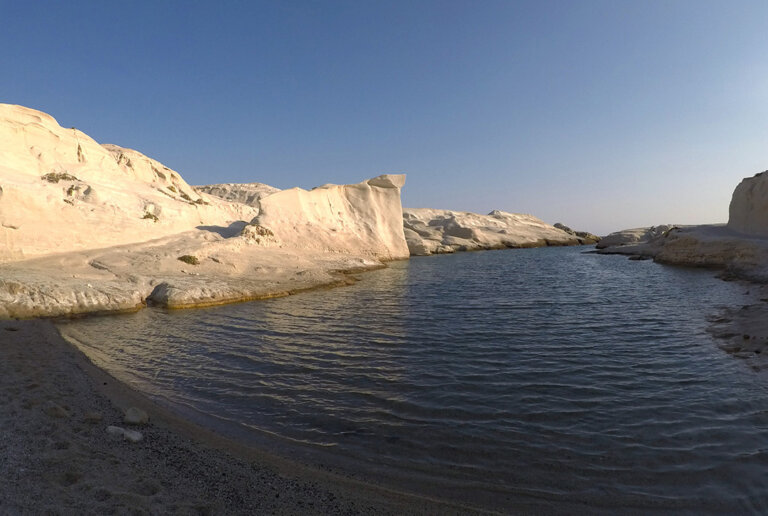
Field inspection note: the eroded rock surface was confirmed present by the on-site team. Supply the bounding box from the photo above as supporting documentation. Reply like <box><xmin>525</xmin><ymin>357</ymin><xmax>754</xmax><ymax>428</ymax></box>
<box><xmin>0</xmin><ymin>104</ymin><xmax>258</xmax><ymax>262</ymax></box>
<box><xmin>0</xmin><ymin>104</ymin><xmax>410</xmax><ymax>317</ymax></box>
<box><xmin>195</xmin><ymin>183</ymin><xmax>280</xmax><ymax>210</ymax></box>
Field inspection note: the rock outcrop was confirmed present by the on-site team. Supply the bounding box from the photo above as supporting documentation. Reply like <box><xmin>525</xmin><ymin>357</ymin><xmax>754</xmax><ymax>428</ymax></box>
<box><xmin>553</xmin><ymin>223</ymin><xmax>601</xmax><ymax>245</ymax></box>
<box><xmin>0</xmin><ymin>104</ymin><xmax>411</xmax><ymax>317</ymax></box>
<box><xmin>595</xmin><ymin>225</ymin><xmax>678</xmax><ymax>250</ymax></box>
<box><xmin>254</xmin><ymin>175</ymin><xmax>410</xmax><ymax>260</ymax></box>
<box><xmin>597</xmin><ymin>170</ymin><xmax>768</xmax><ymax>281</ymax></box>
<box><xmin>402</xmin><ymin>209</ymin><xmax>584</xmax><ymax>256</ymax></box>
<box><xmin>728</xmin><ymin>171</ymin><xmax>768</xmax><ymax>237</ymax></box>
<box><xmin>0</xmin><ymin>104</ymin><xmax>257</xmax><ymax>262</ymax></box>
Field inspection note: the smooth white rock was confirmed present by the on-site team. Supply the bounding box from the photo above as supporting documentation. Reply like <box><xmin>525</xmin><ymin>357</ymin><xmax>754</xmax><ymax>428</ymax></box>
<box><xmin>107</xmin><ymin>425</ymin><xmax>144</xmax><ymax>443</ymax></box>
<box><xmin>254</xmin><ymin>175</ymin><xmax>410</xmax><ymax>260</ymax></box>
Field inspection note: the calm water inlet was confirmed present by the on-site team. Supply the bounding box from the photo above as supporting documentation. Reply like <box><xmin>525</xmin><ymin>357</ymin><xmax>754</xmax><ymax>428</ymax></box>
<box><xmin>60</xmin><ymin>247</ymin><xmax>768</xmax><ymax>513</ymax></box>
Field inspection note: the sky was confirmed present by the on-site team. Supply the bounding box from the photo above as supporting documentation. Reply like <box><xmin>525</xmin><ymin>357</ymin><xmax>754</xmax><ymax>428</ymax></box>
<box><xmin>2</xmin><ymin>0</ymin><xmax>768</xmax><ymax>235</ymax></box>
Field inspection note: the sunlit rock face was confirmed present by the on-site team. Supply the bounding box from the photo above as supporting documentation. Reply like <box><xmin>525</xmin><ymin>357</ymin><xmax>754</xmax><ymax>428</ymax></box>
<box><xmin>254</xmin><ymin>175</ymin><xmax>410</xmax><ymax>260</ymax></box>
<box><xmin>0</xmin><ymin>103</ymin><xmax>257</xmax><ymax>262</ymax></box>
<box><xmin>402</xmin><ymin>208</ymin><xmax>582</xmax><ymax>256</ymax></box>
<box><xmin>0</xmin><ymin>104</ymin><xmax>412</xmax><ymax>317</ymax></box>
<box><xmin>728</xmin><ymin>171</ymin><xmax>768</xmax><ymax>237</ymax></box>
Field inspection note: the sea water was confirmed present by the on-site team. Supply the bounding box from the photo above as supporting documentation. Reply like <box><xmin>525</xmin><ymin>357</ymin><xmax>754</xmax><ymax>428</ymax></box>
<box><xmin>60</xmin><ymin>247</ymin><xmax>768</xmax><ymax>513</ymax></box>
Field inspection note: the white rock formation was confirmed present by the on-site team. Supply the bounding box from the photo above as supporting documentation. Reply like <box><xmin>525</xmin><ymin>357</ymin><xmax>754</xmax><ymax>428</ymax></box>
<box><xmin>196</xmin><ymin>182</ymin><xmax>280</xmax><ymax>210</ymax></box>
<box><xmin>595</xmin><ymin>225</ymin><xmax>678</xmax><ymax>250</ymax></box>
<box><xmin>0</xmin><ymin>104</ymin><xmax>257</xmax><ymax>262</ymax></box>
<box><xmin>255</xmin><ymin>175</ymin><xmax>410</xmax><ymax>260</ymax></box>
<box><xmin>0</xmin><ymin>104</ymin><xmax>411</xmax><ymax>317</ymax></box>
<box><xmin>597</xmin><ymin>170</ymin><xmax>768</xmax><ymax>281</ymax></box>
<box><xmin>402</xmin><ymin>208</ymin><xmax>583</xmax><ymax>256</ymax></box>
<box><xmin>728</xmin><ymin>171</ymin><xmax>768</xmax><ymax>237</ymax></box>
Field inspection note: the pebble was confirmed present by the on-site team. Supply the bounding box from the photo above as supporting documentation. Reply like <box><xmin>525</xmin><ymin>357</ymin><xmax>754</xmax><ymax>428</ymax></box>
<box><xmin>106</xmin><ymin>425</ymin><xmax>124</xmax><ymax>437</ymax></box>
<box><xmin>124</xmin><ymin>407</ymin><xmax>149</xmax><ymax>425</ymax></box>
<box><xmin>106</xmin><ymin>425</ymin><xmax>144</xmax><ymax>443</ymax></box>
<box><xmin>123</xmin><ymin>429</ymin><xmax>144</xmax><ymax>443</ymax></box>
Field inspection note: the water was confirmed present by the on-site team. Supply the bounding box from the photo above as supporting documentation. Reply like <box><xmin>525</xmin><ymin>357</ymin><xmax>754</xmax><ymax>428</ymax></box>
<box><xmin>60</xmin><ymin>247</ymin><xmax>768</xmax><ymax>513</ymax></box>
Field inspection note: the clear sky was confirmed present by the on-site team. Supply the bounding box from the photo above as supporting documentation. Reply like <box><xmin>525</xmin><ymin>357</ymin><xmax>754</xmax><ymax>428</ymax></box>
<box><xmin>3</xmin><ymin>0</ymin><xmax>767</xmax><ymax>235</ymax></box>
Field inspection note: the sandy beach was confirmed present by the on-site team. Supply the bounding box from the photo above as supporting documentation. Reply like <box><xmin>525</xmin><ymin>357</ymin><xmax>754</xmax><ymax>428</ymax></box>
<box><xmin>0</xmin><ymin>318</ymin><xmax>485</xmax><ymax>515</ymax></box>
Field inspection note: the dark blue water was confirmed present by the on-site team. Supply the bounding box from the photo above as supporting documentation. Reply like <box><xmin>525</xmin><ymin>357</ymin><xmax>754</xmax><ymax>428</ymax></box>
<box><xmin>60</xmin><ymin>247</ymin><xmax>768</xmax><ymax>513</ymax></box>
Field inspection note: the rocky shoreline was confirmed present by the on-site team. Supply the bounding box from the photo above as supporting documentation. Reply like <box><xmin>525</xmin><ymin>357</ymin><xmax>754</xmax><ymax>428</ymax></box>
<box><xmin>593</xmin><ymin>171</ymin><xmax>768</xmax><ymax>373</ymax></box>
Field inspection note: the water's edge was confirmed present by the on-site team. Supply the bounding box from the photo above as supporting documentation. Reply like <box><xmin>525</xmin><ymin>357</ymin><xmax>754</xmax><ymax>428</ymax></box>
<box><xmin>59</xmin><ymin>247</ymin><xmax>768</xmax><ymax>513</ymax></box>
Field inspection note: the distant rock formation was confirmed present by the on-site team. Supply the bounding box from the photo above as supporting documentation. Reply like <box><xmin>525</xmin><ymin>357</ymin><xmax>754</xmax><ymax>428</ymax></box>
<box><xmin>553</xmin><ymin>223</ymin><xmax>601</xmax><ymax>245</ymax></box>
<box><xmin>402</xmin><ymin>209</ymin><xmax>586</xmax><ymax>256</ymax></box>
<box><xmin>728</xmin><ymin>171</ymin><xmax>768</xmax><ymax>236</ymax></box>
<box><xmin>595</xmin><ymin>225</ymin><xmax>678</xmax><ymax>250</ymax></box>
<box><xmin>196</xmin><ymin>183</ymin><xmax>280</xmax><ymax>211</ymax></box>
<box><xmin>596</xmin><ymin>169</ymin><xmax>768</xmax><ymax>281</ymax></box>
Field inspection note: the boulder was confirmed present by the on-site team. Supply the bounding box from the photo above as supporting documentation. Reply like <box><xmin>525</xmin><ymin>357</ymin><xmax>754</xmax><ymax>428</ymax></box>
<box><xmin>123</xmin><ymin>407</ymin><xmax>149</xmax><ymax>425</ymax></box>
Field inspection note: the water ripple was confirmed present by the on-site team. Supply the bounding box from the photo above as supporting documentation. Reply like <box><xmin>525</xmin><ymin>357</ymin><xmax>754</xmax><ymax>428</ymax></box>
<box><xmin>61</xmin><ymin>247</ymin><xmax>768</xmax><ymax>513</ymax></box>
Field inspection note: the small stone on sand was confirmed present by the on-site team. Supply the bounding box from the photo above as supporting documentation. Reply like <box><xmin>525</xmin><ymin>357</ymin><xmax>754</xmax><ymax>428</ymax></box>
<box><xmin>106</xmin><ymin>425</ymin><xmax>144</xmax><ymax>443</ymax></box>
<box><xmin>124</xmin><ymin>407</ymin><xmax>149</xmax><ymax>425</ymax></box>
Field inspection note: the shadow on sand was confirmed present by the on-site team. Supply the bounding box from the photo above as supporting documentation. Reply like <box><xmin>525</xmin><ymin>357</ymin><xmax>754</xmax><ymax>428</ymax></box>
<box><xmin>196</xmin><ymin>221</ymin><xmax>248</xmax><ymax>238</ymax></box>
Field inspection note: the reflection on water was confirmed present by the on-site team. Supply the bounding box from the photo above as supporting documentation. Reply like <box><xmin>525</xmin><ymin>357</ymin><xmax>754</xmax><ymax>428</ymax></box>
<box><xmin>60</xmin><ymin>247</ymin><xmax>768</xmax><ymax>513</ymax></box>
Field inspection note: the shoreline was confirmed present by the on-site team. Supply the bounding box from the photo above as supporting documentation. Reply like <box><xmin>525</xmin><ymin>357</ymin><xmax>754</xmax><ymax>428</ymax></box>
<box><xmin>4</xmin><ymin>245</ymin><xmax>768</xmax><ymax>514</ymax></box>
<box><xmin>0</xmin><ymin>317</ymin><xmax>491</xmax><ymax>515</ymax></box>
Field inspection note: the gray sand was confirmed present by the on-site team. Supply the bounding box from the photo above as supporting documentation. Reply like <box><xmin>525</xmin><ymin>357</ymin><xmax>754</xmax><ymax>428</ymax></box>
<box><xmin>0</xmin><ymin>319</ymin><xmax>481</xmax><ymax>515</ymax></box>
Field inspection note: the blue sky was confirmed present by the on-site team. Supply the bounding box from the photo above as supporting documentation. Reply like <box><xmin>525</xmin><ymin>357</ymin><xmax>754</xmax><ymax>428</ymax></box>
<box><xmin>3</xmin><ymin>0</ymin><xmax>767</xmax><ymax>234</ymax></box>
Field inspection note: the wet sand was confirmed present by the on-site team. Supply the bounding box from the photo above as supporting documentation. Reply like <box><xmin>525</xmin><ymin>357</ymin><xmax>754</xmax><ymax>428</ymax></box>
<box><xmin>0</xmin><ymin>319</ymin><xmax>482</xmax><ymax>515</ymax></box>
<box><xmin>708</xmin><ymin>288</ymin><xmax>768</xmax><ymax>373</ymax></box>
